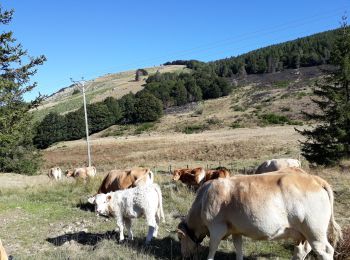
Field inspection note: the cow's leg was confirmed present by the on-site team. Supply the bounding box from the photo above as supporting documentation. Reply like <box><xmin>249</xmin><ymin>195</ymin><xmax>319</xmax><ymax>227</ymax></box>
<box><xmin>232</xmin><ymin>235</ymin><xmax>243</xmax><ymax>260</ymax></box>
<box><xmin>145</xmin><ymin>213</ymin><xmax>157</xmax><ymax>243</ymax></box>
<box><xmin>292</xmin><ymin>241</ymin><xmax>312</xmax><ymax>260</ymax></box>
<box><xmin>207</xmin><ymin>224</ymin><xmax>227</xmax><ymax>260</ymax></box>
<box><xmin>145</xmin><ymin>226</ymin><xmax>155</xmax><ymax>244</ymax></box>
<box><xmin>116</xmin><ymin>216</ymin><xmax>125</xmax><ymax>242</ymax></box>
<box><xmin>308</xmin><ymin>239</ymin><xmax>333</xmax><ymax>260</ymax></box>
<box><xmin>153</xmin><ymin>223</ymin><xmax>159</xmax><ymax>238</ymax></box>
<box><xmin>124</xmin><ymin>217</ymin><xmax>133</xmax><ymax>240</ymax></box>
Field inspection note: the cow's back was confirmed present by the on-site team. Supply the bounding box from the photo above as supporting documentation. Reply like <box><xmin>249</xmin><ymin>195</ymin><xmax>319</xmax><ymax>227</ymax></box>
<box><xmin>98</xmin><ymin>170</ymin><xmax>134</xmax><ymax>194</ymax></box>
<box><xmin>255</xmin><ymin>158</ymin><xmax>301</xmax><ymax>174</ymax></box>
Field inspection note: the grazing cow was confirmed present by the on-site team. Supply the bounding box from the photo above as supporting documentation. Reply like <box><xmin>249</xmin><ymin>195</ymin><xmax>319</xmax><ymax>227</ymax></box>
<box><xmin>177</xmin><ymin>170</ymin><xmax>342</xmax><ymax>260</ymax></box>
<box><xmin>66</xmin><ymin>166</ymin><xmax>97</xmax><ymax>180</ymax></box>
<box><xmin>204</xmin><ymin>168</ymin><xmax>230</xmax><ymax>182</ymax></box>
<box><xmin>96</xmin><ymin>167</ymin><xmax>154</xmax><ymax>194</ymax></box>
<box><xmin>255</xmin><ymin>158</ymin><xmax>301</xmax><ymax>174</ymax></box>
<box><xmin>0</xmin><ymin>239</ymin><xmax>8</xmax><ymax>260</ymax></box>
<box><xmin>47</xmin><ymin>167</ymin><xmax>62</xmax><ymax>180</ymax></box>
<box><xmin>88</xmin><ymin>183</ymin><xmax>165</xmax><ymax>244</ymax></box>
<box><xmin>172</xmin><ymin>167</ymin><xmax>206</xmax><ymax>189</ymax></box>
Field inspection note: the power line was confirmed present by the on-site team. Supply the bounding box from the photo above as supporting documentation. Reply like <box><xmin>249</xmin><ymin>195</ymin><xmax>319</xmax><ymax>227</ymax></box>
<box><xmin>70</xmin><ymin>77</ymin><xmax>92</xmax><ymax>167</ymax></box>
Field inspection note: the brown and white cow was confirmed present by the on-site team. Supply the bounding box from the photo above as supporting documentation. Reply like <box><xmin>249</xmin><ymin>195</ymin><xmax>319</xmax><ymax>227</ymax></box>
<box><xmin>66</xmin><ymin>166</ymin><xmax>97</xmax><ymax>180</ymax></box>
<box><xmin>177</xmin><ymin>169</ymin><xmax>342</xmax><ymax>260</ymax></box>
<box><xmin>255</xmin><ymin>158</ymin><xmax>301</xmax><ymax>174</ymax></box>
<box><xmin>47</xmin><ymin>167</ymin><xmax>62</xmax><ymax>181</ymax></box>
<box><xmin>172</xmin><ymin>167</ymin><xmax>206</xmax><ymax>189</ymax></box>
<box><xmin>96</xmin><ymin>167</ymin><xmax>154</xmax><ymax>194</ymax></box>
<box><xmin>0</xmin><ymin>239</ymin><xmax>8</xmax><ymax>260</ymax></box>
<box><xmin>204</xmin><ymin>168</ymin><xmax>230</xmax><ymax>182</ymax></box>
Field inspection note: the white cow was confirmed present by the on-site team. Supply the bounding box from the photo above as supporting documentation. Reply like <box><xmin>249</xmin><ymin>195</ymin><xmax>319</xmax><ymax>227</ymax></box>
<box><xmin>47</xmin><ymin>167</ymin><xmax>62</xmax><ymax>180</ymax></box>
<box><xmin>177</xmin><ymin>168</ymin><xmax>342</xmax><ymax>260</ymax></box>
<box><xmin>255</xmin><ymin>158</ymin><xmax>301</xmax><ymax>174</ymax></box>
<box><xmin>88</xmin><ymin>183</ymin><xmax>165</xmax><ymax>244</ymax></box>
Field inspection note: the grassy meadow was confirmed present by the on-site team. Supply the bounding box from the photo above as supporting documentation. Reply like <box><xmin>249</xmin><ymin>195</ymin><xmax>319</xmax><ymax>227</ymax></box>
<box><xmin>1</xmin><ymin>125</ymin><xmax>350</xmax><ymax>259</ymax></box>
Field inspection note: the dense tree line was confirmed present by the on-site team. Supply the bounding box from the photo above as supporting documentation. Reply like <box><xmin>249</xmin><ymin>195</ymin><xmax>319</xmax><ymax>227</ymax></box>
<box><xmin>208</xmin><ymin>29</ymin><xmax>339</xmax><ymax>77</ymax></box>
<box><xmin>35</xmin><ymin>68</ymin><xmax>232</xmax><ymax>149</ymax></box>
<box><xmin>34</xmin><ymin>92</ymin><xmax>163</xmax><ymax>149</ymax></box>
<box><xmin>141</xmin><ymin>69</ymin><xmax>231</xmax><ymax>107</ymax></box>
<box><xmin>163</xmin><ymin>28</ymin><xmax>341</xmax><ymax>78</ymax></box>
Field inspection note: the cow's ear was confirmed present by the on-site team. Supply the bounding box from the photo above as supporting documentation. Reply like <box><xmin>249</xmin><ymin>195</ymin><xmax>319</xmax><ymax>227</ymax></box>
<box><xmin>88</xmin><ymin>197</ymin><xmax>95</xmax><ymax>204</ymax></box>
<box><xmin>106</xmin><ymin>195</ymin><xmax>112</xmax><ymax>202</ymax></box>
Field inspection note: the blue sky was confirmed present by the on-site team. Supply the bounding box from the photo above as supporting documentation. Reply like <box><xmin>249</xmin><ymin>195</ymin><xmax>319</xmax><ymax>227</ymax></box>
<box><xmin>2</xmin><ymin>0</ymin><xmax>349</xmax><ymax>101</ymax></box>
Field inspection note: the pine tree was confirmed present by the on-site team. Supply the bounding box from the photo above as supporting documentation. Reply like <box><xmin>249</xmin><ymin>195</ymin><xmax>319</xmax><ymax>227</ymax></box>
<box><xmin>0</xmin><ymin>7</ymin><xmax>46</xmax><ymax>174</ymax></box>
<box><xmin>297</xmin><ymin>17</ymin><xmax>350</xmax><ymax>166</ymax></box>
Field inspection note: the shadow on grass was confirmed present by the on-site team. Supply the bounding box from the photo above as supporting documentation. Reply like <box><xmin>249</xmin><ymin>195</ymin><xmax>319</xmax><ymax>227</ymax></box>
<box><xmin>76</xmin><ymin>201</ymin><xmax>95</xmax><ymax>212</ymax></box>
<box><xmin>46</xmin><ymin>231</ymin><xmax>283</xmax><ymax>259</ymax></box>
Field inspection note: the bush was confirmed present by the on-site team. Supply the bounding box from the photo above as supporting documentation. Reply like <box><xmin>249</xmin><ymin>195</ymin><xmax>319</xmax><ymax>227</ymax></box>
<box><xmin>230</xmin><ymin>122</ymin><xmax>243</xmax><ymax>129</ymax></box>
<box><xmin>231</xmin><ymin>105</ymin><xmax>245</xmax><ymax>112</ymax></box>
<box><xmin>72</xmin><ymin>89</ymin><xmax>80</xmax><ymax>95</ymax></box>
<box><xmin>273</xmin><ymin>80</ymin><xmax>290</xmax><ymax>88</ymax></box>
<box><xmin>134</xmin><ymin>122</ymin><xmax>155</xmax><ymax>135</ymax></box>
<box><xmin>260</xmin><ymin>113</ymin><xmax>290</xmax><ymax>124</ymax></box>
<box><xmin>260</xmin><ymin>113</ymin><xmax>303</xmax><ymax>126</ymax></box>
<box><xmin>178</xmin><ymin>124</ymin><xmax>209</xmax><ymax>134</ymax></box>
<box><xmin>206</xmin><ymin>117</ymin><xmax>222</xmax><ymax>125</ymax></box>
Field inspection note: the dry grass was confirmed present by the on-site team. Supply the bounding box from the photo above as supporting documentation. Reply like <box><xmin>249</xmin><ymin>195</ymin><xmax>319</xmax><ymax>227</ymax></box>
<box><xmin>43</xmin><ymin>126</ymin><xmax>303</xmax><ymax>174</ymax></box>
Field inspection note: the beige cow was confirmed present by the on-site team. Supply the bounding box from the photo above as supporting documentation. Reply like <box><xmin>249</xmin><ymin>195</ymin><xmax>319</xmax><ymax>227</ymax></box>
<box><xmin>66</xmin><ymin>166</ymin><xmax>96</xmax><ymax>180</ymax></box>
<box><xmin>96</xmin><ymin>167</ymin><xmax>154</xmax><ymax>194</ymax></box>
<box><xmin>177</xmin><ymin>168</ymin><xmax>342</xmax><ymax>260</ymax></box>
<box><xmin>47</xmin><ymin>167</ymin><xmax>62</xmax><ymax>180</ymax></box>
<box><xmin>255</xmin><ymin>158</ymin><xmax>301</xmax><ymax>174</ymax></box>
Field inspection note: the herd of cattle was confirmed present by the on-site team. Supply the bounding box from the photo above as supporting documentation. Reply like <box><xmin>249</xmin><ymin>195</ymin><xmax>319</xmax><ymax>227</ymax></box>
<box><xmin>0</xmin><ymin>158</ymin><xmax>343</xmax><ymax>260</ymax></box>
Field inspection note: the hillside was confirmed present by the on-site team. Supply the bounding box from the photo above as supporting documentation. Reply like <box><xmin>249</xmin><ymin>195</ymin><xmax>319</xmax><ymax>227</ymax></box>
<box><xmin>92</xmin><ymin>65</ymin><xmax>324</xmax><ymax>141</ymax></box>
<box><xmin>32</xmin><ymin>65</ymin><xmax>187</xmax><ymax>122</ymax></box>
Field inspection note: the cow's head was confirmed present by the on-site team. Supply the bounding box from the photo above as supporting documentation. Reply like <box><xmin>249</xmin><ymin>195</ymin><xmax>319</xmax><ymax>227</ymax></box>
<box><xmin>172</xmin><ymin>169</ymin><xmax>182</xmax><ymax>181</ymax></box>
<box><xmin>177</xmin><ymin>220</ymin><xmax>199</xmax><ymax>258</ymax></box>
<box><xmin>88</xmin><ymin>193</ymin><xmax>112</xmax><ymax>216</ymax></box>
<box><xmin>65</xmin><ymin>169</ymin><xmax>74</xmax><ymax>177</ymax></box>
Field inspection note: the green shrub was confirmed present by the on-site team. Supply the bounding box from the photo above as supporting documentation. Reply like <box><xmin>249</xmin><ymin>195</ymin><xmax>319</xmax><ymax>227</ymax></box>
<box><xmin>206</xmin><ymin>117</ymin><xmax>222</xmax><ymax>125</ymax></box>
<box><xmin>179</xmin><ymin>124</ymin><xmax>209</xmax><ymax>134</ymax></box>
<box><xmin>260</xmin><ymin>113</ymin><xmax>290</xmax><ymax>125</ymax></box>
<box><xmin>134</xmin><ymin>122</ymin><xmax>155</xmax><ymax>135</ymax></box>
<box><xmin>273</xmin><ymin>80</ymin><xmax>290</xmax><ymax>88</ymax></box>
<box><xmin>230</xmin><ymin>122</ymin><xmax>243</xmax><ymax>129</ymax></box>
<box><xmin>72</xmin><ymin>89</ymin><xmax>80</xmax><ymax>95</ymax></box>
<box><xmin>260</xmin><ymin>113</ymin><xmax>303</xmax><ymax>126</ymax></box>
<box><xmin>231</xmin><ymin>105</ymin><xmax>245</xmax><ymax>112</ymax></box>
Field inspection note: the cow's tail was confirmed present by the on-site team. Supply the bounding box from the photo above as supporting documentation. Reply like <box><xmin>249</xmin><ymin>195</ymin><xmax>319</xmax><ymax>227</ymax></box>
<box><xmin>323</xmin><ymin>181</ymin><xmax>343</xmax><ymax>247</ymax></box>
<box><xmin>154</xmin><ymin>184</ymin><xmax>165</xmax><ymax>223</ymax></box>
<box><xmin>148</xmin><ymin>169</ymin><xmax>154</xmax><ymax>184</ymax></box>
<box><xmin>197</xmin><ymin>168</ymin><xmax>206</xmax><ymax>186</ymax></box>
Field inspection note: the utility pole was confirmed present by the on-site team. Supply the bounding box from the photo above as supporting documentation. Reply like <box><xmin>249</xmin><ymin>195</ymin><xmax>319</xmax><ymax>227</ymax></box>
<box><xmin>70</xmin><ymin>77</ymin><xmax>91</xmax><ymax>167</ymax></box>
